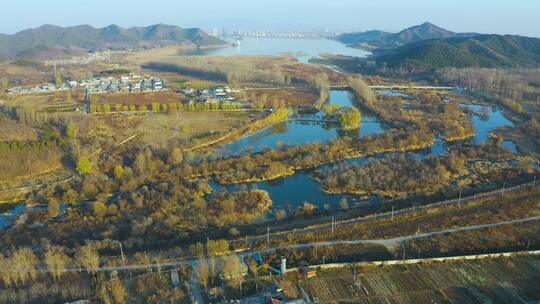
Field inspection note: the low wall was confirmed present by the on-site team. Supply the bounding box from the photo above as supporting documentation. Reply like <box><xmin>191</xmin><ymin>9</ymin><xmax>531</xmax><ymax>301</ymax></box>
<box><xmin>286</xmin><ymin>250</ymin><xmax>540</xmax><ymax>273</ymax></box>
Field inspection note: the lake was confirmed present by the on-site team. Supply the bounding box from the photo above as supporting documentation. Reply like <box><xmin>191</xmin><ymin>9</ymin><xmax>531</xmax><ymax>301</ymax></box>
<box><xmin>181</xmin><ymin>37</ymin><xmax>370</xmax><ymax>63</ymax></box>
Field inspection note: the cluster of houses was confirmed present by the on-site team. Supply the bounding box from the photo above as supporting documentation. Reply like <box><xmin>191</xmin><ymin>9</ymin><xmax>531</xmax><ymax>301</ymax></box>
<box><xmin>7</xmin><ymin>74</ymin><xmax>165</xmax><ymax>95</ymax></box>
<box><xmin>71</xmin><ymin>74</ymin><xmax>164</xmax><ymax>95</ymax></box>
<box><xmin>182</xmin><ymin>85</ymin><xmax>236</xmax><ymax>103</ymax></box>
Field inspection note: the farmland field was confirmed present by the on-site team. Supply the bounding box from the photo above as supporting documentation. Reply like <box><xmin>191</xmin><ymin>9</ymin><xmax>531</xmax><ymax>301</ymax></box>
<box><xmin>296</xmin><ymin>255</ymin><xmax>540</xmax><ymax>303</ymax></box>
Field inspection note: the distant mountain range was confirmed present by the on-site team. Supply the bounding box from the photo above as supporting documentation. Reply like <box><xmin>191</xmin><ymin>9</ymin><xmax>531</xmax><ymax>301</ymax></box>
<box><xmin>375</xmin><ymin>34</ymin><xmax>540</xmax><ymax>69</ymax></box>
<box><xmin>336</xmin><ymin>22</ymin><xmax>479</xmax><ymax>49</ymax></box>
<box><xmin>0</xmin><ymin>24</ymin><xmax>225</xmax><ymax>58</ymax></box>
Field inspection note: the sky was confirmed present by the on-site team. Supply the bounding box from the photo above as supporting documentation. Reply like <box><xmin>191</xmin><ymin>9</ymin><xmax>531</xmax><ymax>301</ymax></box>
<box><xmin>1</xmin><ymin>0</ymin><xmax>539</xmax><ymax>37</ymax></box>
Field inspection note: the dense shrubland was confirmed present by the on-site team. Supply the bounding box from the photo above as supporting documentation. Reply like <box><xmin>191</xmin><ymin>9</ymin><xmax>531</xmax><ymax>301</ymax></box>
<box><xmin>313</xmin><ymin>155</ymin><xmax>456</xmax><ymax>196</ymax></box>
<box><xmin>313</xmin><ymin>143</ymin><xmax>516</xmax><ymax>197</ymax></box>
<box><xmin>438</xmin><ymin>68</ymin><xmax>540</xmax><ymax>102</ymax></box>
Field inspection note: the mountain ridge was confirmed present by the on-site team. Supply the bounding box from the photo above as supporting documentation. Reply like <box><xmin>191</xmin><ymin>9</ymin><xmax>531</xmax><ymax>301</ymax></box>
<box><xmin>0</xmin><ymin>23</ymin><xmax>225</xmax><ymax>58</ymax></box>
<box><xmin>336</xmin><ymin>22</ymin><xmax>480</xmax><ymax>49</ymax></box>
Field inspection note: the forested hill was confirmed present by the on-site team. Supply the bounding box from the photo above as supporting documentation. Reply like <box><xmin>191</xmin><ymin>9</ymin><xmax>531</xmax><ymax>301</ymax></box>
<box><xmin>335</xmin><ymin>22</ymin><xmax>479</xmax><ymax>49</ymax></box>
<box><xmin>375</xmin><ymin>34</ymin><xmax>540</xmax><ymax>70</ymax></box>
<box><xmin>0</xmin><ymin>23</ymin><xmax>225</xmax><ymax>57</ymax></box>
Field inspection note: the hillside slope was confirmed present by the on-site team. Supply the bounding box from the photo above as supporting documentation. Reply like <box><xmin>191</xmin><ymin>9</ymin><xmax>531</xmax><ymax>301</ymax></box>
<box><xmin>0</xmin><ymin>23</ymin><xmax>225</xmax><ymax>57</ymax></box>
<box><xmin>375</xmin><ymin>34</ymin><xmax>540</xmax><ymax>69</ymax></box>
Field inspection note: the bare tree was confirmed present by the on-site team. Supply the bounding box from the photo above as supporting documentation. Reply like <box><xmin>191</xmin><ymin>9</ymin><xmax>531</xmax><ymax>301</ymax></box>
<box><xmin>208</xmin><ymin>256</ymin><xmax>218</xmax><ymax>286</ymax></box>
<box><xmin>10</xmin><ymin>247</ymin><xmax>38</xmax><ymax>285</ymax></box>
<box><xmin>221</xmin><ymin>254</ymin><xmax>246</xmax><ymax>295</ymax></box>
<box><xmin>348</xmin><ymin>75</ymin><xmax>376</xmax><ymax>105</ymax></box>
<box><xmin>198</xmin><ymin>261</ymin><xmax>209</xmax><ymax>290</ymax></box>
<box><xmin>109</xmin><ymin>280</ymin><xmax>127</xmax><ymax>304</ymax></box>
<box><xmin>44</xmin><ymin>244</ymin><xmax>70</xmax><ymax>281</ymax></box>
<box><xmin>75</xmin><ymin>244</ymin><xmax>100</xmax><ymax>275</ymax></box>
<box><xmin>0</xmin><ymin>253</ymin><xmax>12</xmax><ymax>288</ymax></box>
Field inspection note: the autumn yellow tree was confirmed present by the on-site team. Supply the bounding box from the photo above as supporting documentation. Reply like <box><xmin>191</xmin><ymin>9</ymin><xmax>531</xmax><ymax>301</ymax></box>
<box><xmin>76</xmin><ymin>156</ymin><xmax>93</xmax><ymax>175</ymax></box>
<box><xmin>44</xmin><ymin>244</ymin><xmax>70</xmax><ymax>281</ymax></box>
<box><xmin>75</xmin><ymin>244</ymin><xmax>100</xmax><ymax>275</ymax></box>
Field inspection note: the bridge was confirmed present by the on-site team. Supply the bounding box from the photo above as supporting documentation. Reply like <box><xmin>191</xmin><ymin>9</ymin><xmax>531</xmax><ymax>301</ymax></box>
<box><xmin>290</xmin><ymin>117</ymin><xmax>337</xmax><ymax>123</ymax></box>
<box><xmin>329</xmin><ymin>85</ymin><xmax>456</xmax><ymax>91</ymax></box>
<box><xmin>240</xmin><ymin>85</ymin><xmax>457</xmax><ymax>92</ymax></box>
<box><xmin>369</xmin><ymin>85</ymin><xmax>455</xmax><ymax>91</ymax></box>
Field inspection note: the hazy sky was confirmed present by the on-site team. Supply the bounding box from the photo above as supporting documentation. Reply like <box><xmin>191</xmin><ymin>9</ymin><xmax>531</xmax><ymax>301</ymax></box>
<box><xmin>2</xmin><ymin>0</ymin><xmax>539</xmax><ymax>37</ymax></box>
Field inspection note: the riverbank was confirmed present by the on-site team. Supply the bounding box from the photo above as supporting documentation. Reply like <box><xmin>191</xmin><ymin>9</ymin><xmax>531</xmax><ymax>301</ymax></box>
<box><xmin>184</xmin><ymin>108</ymin><xmax>289</xmax><ymax>151</ymax></box>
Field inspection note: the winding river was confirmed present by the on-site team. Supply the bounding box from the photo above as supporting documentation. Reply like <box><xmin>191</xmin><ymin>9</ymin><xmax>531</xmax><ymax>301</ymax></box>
<box><xmin>221</xmin><ymin>90</ymin><xmax>384</xmax><ymax>155</ymax></box>
<box><xmin>212</xmin><ymin>91</ymin><xmax>516</xmax><ymax>210</ymax></box>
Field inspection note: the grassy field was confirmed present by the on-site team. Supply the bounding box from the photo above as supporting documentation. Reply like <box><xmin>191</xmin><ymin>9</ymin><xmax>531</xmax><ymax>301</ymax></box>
<box><xmin>134</xmin><ymin>110</ymin><xmax>255</xmax><ymax>146</ymax></box>
<box><xmin>0</xmin><ymin>117</ymin><xmax>38</xmax><ymax>141</ymax></box>
<box><xmin>290</xmin><ymin>255</ymin><xmax>540</xmax><ymax>303</ymax></box>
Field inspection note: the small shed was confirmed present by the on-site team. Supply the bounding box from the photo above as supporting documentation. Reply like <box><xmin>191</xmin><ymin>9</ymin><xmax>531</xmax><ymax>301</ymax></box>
<box><xmin>301</xmin><ymin>267</ymin><xmax>317</xmax><ymax>278</ymax></box>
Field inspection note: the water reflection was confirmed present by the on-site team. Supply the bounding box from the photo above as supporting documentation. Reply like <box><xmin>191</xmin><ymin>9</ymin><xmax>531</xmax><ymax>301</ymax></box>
<box><xmin>0</xmin><ymin>204</ymin><xmax>26</xmax><ymax>230</ymax></box>
<box><xmin>220</xmin><ymin>90</ymin><xmax>384</xmax><ymax>155</ymax></box>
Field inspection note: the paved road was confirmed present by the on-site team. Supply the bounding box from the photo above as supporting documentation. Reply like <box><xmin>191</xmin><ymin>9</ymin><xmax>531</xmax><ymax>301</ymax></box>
<box><xmin>190</xmin><ymin>260</ymin><xmax>205</xmax><ymax>304</ymax></box>
<box><xmin>250</xmin><ymin>214</ymin><xmax>540</xmax><ymax>254</ymax></box>
<box><xmin>20</xmin><ymin>214</ymin><xmax>540</xmax><ymax>274</ymax></box>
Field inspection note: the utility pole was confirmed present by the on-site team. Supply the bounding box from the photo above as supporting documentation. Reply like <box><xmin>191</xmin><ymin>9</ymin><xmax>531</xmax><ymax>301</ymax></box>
<box><xmin>533</xmin><ymin>176</ymin><xmax>536</xmax><ymax>189</ymax></box>
<box><xmin>117</xmin><ymin>240</ymin><xmax>132</xmax><ymax>278</ymax></box>
<box><xmin>458</xmin><ymin>191</ymin><xmax>462</xmax><ymax>207</ymax></box>
<box><xmin>402</xmin><ymin>246</ymin><xmax>406</xmax><ymax>260</ymax></box>
<box><xmin>331</xmin><ymin>216</ymin><xmax>335</xmax><ymax>234</ymax></box>
<box><xmin>118</xmin><ymin>241</ymin><xmax>125</xmax><ymax>265</ymax></box>
<box><xmin>391</xmin><ymin>206</ymin><xmax>395</xmax><ymax>221</ymax></box>
<box><xmin>267</xmin><ymin>227</ymin><xmax>270</xmax><ymax>245</ymax></box>
<box><xmin>502</xmin><ymin>182</ymin><xmax>506</xmax><ymax>197</ymax></box>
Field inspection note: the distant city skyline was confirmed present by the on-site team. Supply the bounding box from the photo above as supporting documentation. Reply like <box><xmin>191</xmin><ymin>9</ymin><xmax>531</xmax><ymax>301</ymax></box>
<box><xmin>2</xmin><ymin>0</ymin><xmax>539</xmax><ymax>37</ymax></box>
